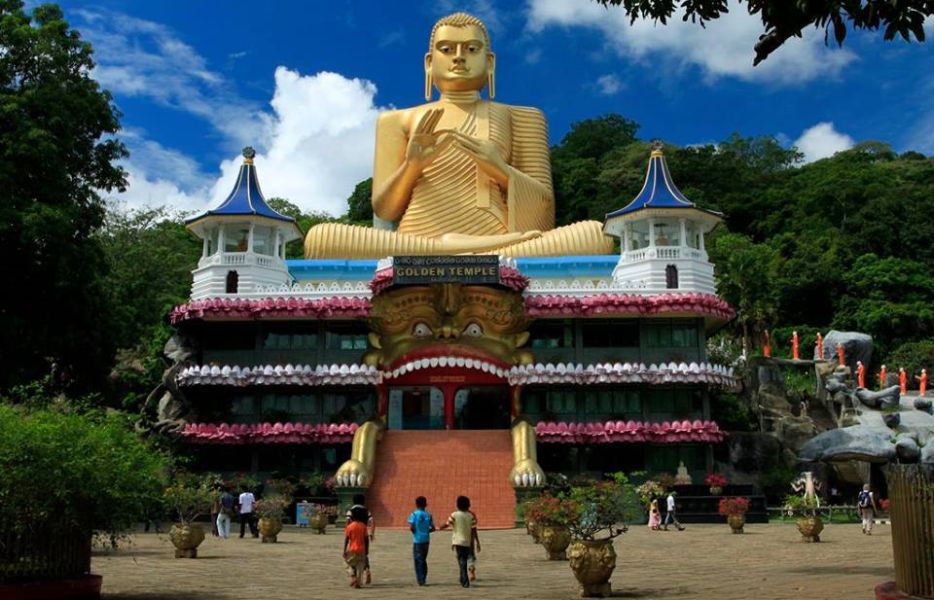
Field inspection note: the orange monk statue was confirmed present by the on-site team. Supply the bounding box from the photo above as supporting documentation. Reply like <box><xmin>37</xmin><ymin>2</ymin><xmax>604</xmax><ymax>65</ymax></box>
<box><xmin>791</xmin><ymin>331</ymin><xmax>799</xmax><ymax>361</ymax></box>
<box><xmin>899</xmin><ymin>367</ymin><xmax>907</xmax><ymax>395</ymax></box>
<box><xmin>815</xmin><ymin>333</ymin><xmax>823</xmax><ymax>361</ymax></box>
<box><xmin>917</xmin><ymin>369</ymin><xmax>928</xmax><ymax>396</ymax></box>
<box><xmin>857</xmin><ymin>360</ymin><xmax>866</xmax><ymax>389</ymax></box>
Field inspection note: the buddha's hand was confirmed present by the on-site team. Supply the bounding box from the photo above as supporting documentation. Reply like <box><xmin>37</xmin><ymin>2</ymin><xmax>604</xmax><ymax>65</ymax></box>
<box><xmin>406</xmin><ymin>108</ymin><xmax>451</xmax><ymax>171</ymax></box>
<box><xmin>451</xmin><ymin>131</ymin><xmax>509</xmax><ymax>184</ymax></box>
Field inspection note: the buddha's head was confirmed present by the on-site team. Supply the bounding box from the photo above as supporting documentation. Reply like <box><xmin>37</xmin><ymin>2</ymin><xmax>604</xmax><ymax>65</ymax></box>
<box><xmin>425</xmin><ymin>12</ymin><xmax>495</xmax><ymax>100</ymax></box>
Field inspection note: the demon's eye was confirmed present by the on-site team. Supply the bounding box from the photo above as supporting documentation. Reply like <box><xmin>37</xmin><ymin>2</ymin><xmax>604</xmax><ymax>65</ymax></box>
<box><xmin>463</xmin><ymin>322</ymin><xmax>484</xmax><ymax>337</ymax></box>
<box><xmin>413</xmin><ymin>322</ymin><xmax>434</xmax><ymax>337</ymax></box>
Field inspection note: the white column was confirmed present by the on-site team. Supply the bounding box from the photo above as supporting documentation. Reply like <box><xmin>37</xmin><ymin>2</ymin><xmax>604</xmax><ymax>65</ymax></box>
<box><xmin>648</xmin><ymin>218</ymin><xmax>656</xmax><ymax>247</ymax></box>
<box><xmin>247</xmin><ymin>223</ymin><xmax>255</xmax><ymax>252</ymax></box>
<box><xmin>622</xmin><ymin>223</ymin><xmax>631</xmax><ymax>256</ymax></box>
<box><xmin>274</xmin><ymin>231</ymin><xmax>281</xmax><ymax>258</ymax></box>
<box><xmin>679</xmin><ymin>218</ymin><xmax>687</xmax><ymax>247</ymax></box>
<box><xmin>218</xmin><ymin>226</ymin><xmax>226</xmax><ymax>254</ymax></box>
<box><xmin>202</xmin><ymin>236</ymin><xmax>209</xmax><ymax>257</ymax></box>
<box><xmin>699</xmin><ymin>229</ymin><xmax>706</xmax><ymax>251</ymax></box>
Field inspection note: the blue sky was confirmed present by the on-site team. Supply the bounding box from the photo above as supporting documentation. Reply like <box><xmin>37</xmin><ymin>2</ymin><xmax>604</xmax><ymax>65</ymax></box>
<box><xmin>56</xmin><ymin>0</ymin><xmax>934</xmax><ymax>216</ymax></box>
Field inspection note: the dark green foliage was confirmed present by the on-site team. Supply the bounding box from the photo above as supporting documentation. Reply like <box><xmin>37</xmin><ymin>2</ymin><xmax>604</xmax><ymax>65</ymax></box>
<box><xmin>886</xmin><ymin>340</ymin><xmax>934</xmax><ymax>388</ymax></box>
<box><xmin>595</xmin><ymin>0</ymin><xmax>931</xmax><ymax>65</ymax></box>
<box><xmin>345</xmin><ymin>178</ymin><xmax>374</xmax><ymax>224</ymax></box>
<box><xmin>0</xmin><ymin>1</ymin><xmax>127</xmax><ymax>393</ymax></box>
<box><xmin>0</xmin><ymin>403</ymin><xmax>169</xmax><ymax>535</ymax></box>
<box><xmin>709</xmin><ymin>392</ymin><xmax>756</xmax><ymax>431</ymax></box>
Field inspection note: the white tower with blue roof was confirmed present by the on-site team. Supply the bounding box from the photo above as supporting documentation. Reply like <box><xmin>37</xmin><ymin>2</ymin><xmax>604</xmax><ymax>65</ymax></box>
<box><xmin>603</xmin><ymin>142</ymin><xmax>723</xmax><ymax>294</ymax></box>
<box><xmin>185</xmin><ymin>147</ymin><xmax>303</xmax><ymax>300</ymax></box>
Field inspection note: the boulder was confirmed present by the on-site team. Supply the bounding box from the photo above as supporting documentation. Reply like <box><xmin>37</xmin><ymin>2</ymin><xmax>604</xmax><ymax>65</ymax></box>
<box><xmin>778</xmin><ymin>417</ymin><xmax>818</xmax><ymax>454</ymax></box>
<box><xmin>855</xmin><ymin>385</ymin><xmax>900</xmax><ymax>409</ymax></box>
<box><xmin>821</xmin><ymin>330</ymin><xmax>873</xmax><ymax>371</ymax></box>
<box><xmin>914</xmin><ymin>396</ymin><xmax>932</xmax><ymax>413</ymax></box>
<box><xmin>798</xmin><ymin>427</ymin><xmax>896</xmax><ymax>463</ymax></box>
<box><xmin>727</xmin><ymin>432</ymin><xmax>784</xmax><ymax>473</ymax></box>
<box><xmin>894</xmin><ymin>435</ymin><xmax>921</xmax><ymax>462</ymax></box>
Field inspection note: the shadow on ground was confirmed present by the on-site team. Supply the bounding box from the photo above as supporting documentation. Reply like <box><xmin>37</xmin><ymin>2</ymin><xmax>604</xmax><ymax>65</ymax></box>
<box><xmin>786</xmin><ymin>565</ymin><xmax>893</xmax><ymax>577</ymax></box>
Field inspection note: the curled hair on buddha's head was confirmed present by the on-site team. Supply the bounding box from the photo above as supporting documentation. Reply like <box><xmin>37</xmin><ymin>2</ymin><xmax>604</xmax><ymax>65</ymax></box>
<box><xmin>428</xmin><ymin>12</ymin><xmax>491</xmax><ymax>53</ymax></box>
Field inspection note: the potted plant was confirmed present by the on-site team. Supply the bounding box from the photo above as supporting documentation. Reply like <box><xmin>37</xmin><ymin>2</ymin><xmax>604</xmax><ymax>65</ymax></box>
<box><xmin>563</xmin><ymin>473</ymin><xmax>640</xmax><ymax>598</ymax></box>
<box><xmin>255</xmin><ymin>495</ymin><xmax>289</xmax><ymax>543</ymax></box>
<box><xmin>310</xmin><ymin>504</ymin><xmax>331</xmax><ymax>533</ymax></box>
<box><xmin>164</xmin><ymin>473</ymin><xmax>216</xmax><ymax>558</ymax></box>
<box><xmin>718</xmin><ymin>497</ymin><xmax>750</xmax><ymax>533</ymax></box>
<box><xmin>784</xmin><ymin>494</ymin><xmax>823</xmax><ymax>542</ymax></box>
<box><xmin>521</xmin><ymin>499</ymin><xmax>543</xmax><ymax>543</ymax></box>
<box><xmin>524</xmin><ymin>494</ymin><xmax>577</xmax><ymax>560</ymax></box>
<box><xmin>705</xmin><ymin>472</ymin><xmax>728</xmax><ymax>495</ymax></box>
<box><xmin>0</xmin><ymin>404</ymin><xmax>168</xmax><ymax>598</ymax></box>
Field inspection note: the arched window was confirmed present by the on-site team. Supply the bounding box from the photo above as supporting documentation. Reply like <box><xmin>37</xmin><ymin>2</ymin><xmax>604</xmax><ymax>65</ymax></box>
<box><xmin>226</xmin><ymin>270</ymin><xmax>239</xmax><ymax>294</ymax></box>
<box><xmin>665</xmin><ymin>264</ymin><xmax>678</xmax><ymax>289</ymax></box>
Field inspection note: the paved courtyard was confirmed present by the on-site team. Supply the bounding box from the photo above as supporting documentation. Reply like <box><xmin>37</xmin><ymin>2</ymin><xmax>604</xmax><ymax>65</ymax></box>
<box><xmin>94</xmin><ymin>522</ymin><xmax>894</xmax><ymax>600</ymax></box>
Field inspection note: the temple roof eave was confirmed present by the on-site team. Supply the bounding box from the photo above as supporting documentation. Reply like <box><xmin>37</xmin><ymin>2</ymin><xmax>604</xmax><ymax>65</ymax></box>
<box><xmin>603</xmin><ymin>206</ymin><xmax>723</xmax><ymax>237</ymax></box>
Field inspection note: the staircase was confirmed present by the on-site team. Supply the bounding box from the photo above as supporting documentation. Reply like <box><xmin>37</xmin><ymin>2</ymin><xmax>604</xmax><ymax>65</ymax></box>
<box><xmin>366</xmin><ymin>430</ymin><xmax>517</xmax><ymax>529</ymax></box>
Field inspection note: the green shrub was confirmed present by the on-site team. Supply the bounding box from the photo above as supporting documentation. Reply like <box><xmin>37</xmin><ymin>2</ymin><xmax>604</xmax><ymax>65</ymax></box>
<box><xmin>710</xmin><ymin>391</ymin><xmax>756</xmax><ymax>431</ymax></box>
<box><xmin>0</xmin><ymin>404</ymin><xmax>169</xmax><ymax>537</ymax></box>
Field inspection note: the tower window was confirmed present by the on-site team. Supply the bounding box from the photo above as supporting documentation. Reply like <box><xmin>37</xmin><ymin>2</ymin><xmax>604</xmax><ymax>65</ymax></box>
<box><xmin>665</xmin><ymin>264</ymin><xmax>679</xmax><ymax>289</ymax></box>
<box><xmin>226</xmin><ymin>270</ymin><xmax>239</xmax><ymax>294</ymax></box>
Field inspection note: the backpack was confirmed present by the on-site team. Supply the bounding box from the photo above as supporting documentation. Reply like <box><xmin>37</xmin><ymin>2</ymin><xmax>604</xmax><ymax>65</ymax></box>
<box><xmin>858</xmin><ymin>490</ymin><xmax>872</xmax><ymax>508</ymax></box>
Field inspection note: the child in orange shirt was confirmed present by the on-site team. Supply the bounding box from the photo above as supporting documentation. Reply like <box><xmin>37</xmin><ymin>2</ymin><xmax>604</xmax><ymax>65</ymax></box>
<box><xmin>343</xmin><ymin>506</ymin><xmax>370</xmax><ymax>588</ymax></box>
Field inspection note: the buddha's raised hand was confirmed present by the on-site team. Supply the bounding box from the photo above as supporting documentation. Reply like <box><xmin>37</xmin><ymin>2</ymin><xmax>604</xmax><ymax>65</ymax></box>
<box><xmin>406</xmin><ymin>108</ymin><xmax>452</xmax><ymax>171</ymax></box>
<box><xmin>449</xmin><ymin>130</ymin><xmax>509</xmax><ymax>186</ymax></box>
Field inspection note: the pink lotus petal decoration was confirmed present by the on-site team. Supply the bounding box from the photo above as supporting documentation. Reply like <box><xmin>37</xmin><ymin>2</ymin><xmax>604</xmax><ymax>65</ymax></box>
<box><xmin>179</xmin><ymin>422</ymin><xmax>358</xmax><ymax>445</ymax></box>
<box><xmin>525</xmin><ymin>292</ymin><xmax>734</xmax><ymax>320</ymax></box>
<box><xmin>534</xmin><ymin>420</ymin><xmax>726</xmax><ymax>444</ymax></box>
<box><xmin>169</xmin><ymin>296</ymin><xmax>371</xmax><ymax>324</ymax></box>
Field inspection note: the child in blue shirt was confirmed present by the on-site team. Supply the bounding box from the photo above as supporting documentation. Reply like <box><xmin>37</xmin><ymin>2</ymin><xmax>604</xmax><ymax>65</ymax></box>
<box><xmin>407</xmin><ymin>496</ymin><xmax>435</xmax><ymax>586</ymax></box>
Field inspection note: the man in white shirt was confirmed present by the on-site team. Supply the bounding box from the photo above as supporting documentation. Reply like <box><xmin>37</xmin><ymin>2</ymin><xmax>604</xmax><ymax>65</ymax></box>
<box><xmin>663</xmin><ymin>492</ymin><xmax>685</xmax><ymax>531</ymax></box>
<box><xmin>238</xmin><ymin>489</ymin><xmax>258</xmax><ymax>538</ymax></box>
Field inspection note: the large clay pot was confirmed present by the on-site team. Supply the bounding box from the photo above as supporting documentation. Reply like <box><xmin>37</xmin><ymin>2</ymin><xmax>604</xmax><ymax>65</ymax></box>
<box><xmin>796</xmin><ymin>516</ymin><xmax>824</xmax><ymax>542</ymax></box>
<box><xmin>568</xmin><ymin>539</ymin><xmax>616</xmax><ymax>598</ymax></box>
<box><xmin>540</xmin><ymin>524</ymin><xmax>571</xmax><ymax>560</ymax></box>
<box><xmin>169</xmin><ymin>524</ymin><xmax>205</xmax><ymax>558</ymax></box>
<box><xmin>526</xmin><ymin>519</ymin><xmax>542</xmax><ymax>544</ymax></box>
<box><xmin>258</xmin><ymin>517</ymin><xmax>283</xmax><ymax>543</ymax></box>
<box><xmin>727</xmin><ymin>514</ymin><xmax>745</xmax><ymax>534</ymax></box>
<box><xmin>310</xmin><ymin>513</ymin><xmax>328</xmax><ymax>534</ymax></box>
<box><xmin>709</xmin><ymin>486</ymin><xmax>723</xmax><ymax>496</ymax></box>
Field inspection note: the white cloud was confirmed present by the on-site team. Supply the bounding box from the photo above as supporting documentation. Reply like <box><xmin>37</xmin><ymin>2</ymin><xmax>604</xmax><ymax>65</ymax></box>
<box><xmin>595</xmin><ymin>73</ymin><xmax>623</xmax><ymax>95</ymax></box>
<box><xmin>76</xmin><ymin>11</ymin><xmax>384</xmax><ymax>217</ymax></box>
<box><xmin>794</xmin><ymin>122</ymin><xmax>855</xmax><ymax>162</ymax></box>
<box><xmin>526</xmin><ymin>0</ymin><xmax>856</xmax><ymax>85</ymax></box>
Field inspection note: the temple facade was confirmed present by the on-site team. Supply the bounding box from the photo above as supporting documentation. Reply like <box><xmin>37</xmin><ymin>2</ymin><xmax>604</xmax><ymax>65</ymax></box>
<box><xmin>165</xmin><ymin>144</ymin><xmax>741</xmax><ymax>526</ymax></box>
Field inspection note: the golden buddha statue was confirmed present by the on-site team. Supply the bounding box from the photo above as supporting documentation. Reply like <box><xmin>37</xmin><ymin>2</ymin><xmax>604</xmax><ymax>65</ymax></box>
<box><xmin>304</xmin><ymin>12</ymin><xmax>612</xmax><ymax>258</ymax></box>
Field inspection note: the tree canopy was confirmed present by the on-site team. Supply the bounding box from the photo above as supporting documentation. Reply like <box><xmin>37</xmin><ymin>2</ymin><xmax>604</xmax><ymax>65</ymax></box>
<box><xmin>0</xmin><ymin>0</ymin><xmax>127</xmax><ymax>392</ymax></box>
<box><xmin>595</xmin><ymin>0</ymin><xmax>931</xmax><ymax>65</ymax></box>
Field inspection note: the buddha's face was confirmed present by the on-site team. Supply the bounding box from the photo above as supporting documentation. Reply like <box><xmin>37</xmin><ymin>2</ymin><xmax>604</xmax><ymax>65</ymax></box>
<box><xmin>427</xmin><ymin>24</ymin><xmax>493</xmax><ymax>93</ymax></box>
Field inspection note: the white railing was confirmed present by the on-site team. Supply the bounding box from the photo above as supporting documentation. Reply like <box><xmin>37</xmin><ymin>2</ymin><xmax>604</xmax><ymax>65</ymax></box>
<box><xmin>622</xmin><ymin>247</ymin><xmax>706</xmax><ymax>262</ymax></box>
<box><xmin>198</xmin><ymin>252</ymin><xmax>281</xmax><ymax>269</ymax></box>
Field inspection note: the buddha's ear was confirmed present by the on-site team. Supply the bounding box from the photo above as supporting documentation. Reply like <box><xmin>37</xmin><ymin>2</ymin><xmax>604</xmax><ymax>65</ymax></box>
<box><xmin>368</xmin><ymin>332</ymin><xmax>382</xmax><ymax>349</ymax></box>
<box><xmin>424</xmin><ymin>53</ymin><xmax>433</xmax><ymax>102</ymax></box>
<box><xmin>487</xmin><ymin>52</ymin><xmax>496</xmax><ymax>100</ymax></box>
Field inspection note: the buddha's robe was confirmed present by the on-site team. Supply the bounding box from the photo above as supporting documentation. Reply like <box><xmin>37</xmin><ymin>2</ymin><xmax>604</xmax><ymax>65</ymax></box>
<box><xmin>304</xmin><ymin>101</ymin><xmax>612</xmax><ymax>259</ymax></box>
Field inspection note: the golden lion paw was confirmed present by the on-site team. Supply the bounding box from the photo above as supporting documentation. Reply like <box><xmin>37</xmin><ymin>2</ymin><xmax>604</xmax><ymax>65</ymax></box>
<box><xmin>335</xmin><ymin>459</ymin><xmax>370</xmax><ymax>487</ymax></box>
<box><xmin>510</xmin><ymin>459</ymin><xmax>545</xmax><ymax>488</ymax></box>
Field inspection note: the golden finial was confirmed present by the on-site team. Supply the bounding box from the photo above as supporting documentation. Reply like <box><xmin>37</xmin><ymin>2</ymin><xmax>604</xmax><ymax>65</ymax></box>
<box><xmin>242</xmin><ymin>146</ymin><xmax>256</xmax><ymax>165</ymax></box>
<box><xmin>650</xmin><ymin>139</ymin><xmax>665</xmax><ymax>157</ymax></box>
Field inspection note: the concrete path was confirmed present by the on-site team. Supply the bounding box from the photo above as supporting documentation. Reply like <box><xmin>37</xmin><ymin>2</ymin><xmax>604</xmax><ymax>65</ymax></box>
<box><xmin>94</xmin><ymin>522</ymin><xmax>894</xmax><ymax>599</ymax></box>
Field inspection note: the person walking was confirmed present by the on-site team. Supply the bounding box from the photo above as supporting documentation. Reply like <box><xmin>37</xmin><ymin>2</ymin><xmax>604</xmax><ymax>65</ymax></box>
<box><xmin>238</xmin><ymin>487</ymin><xmax>258</xmax><ymax>538</ymax></box>
<box><xmin>407</xmin><ymin>496</ymin><xmax>435</xmax><ymax>586</ymax></box>
<box><xmin>858</xmin><ymin>484</ymin><xmax>878</xmax><ymax>535</ymax></box>
<box><xmin>343</xmin><ymin>506</ymin><xmax>370</xmax><ymax>588</ymax></box>
<box><xmin>440</xmin><ymin>496</ymin><xmax>480</xmax><ymax>588</ymax></box>
<box><xmin>648</xmin><ymin>497</ymin><xmax>661</xmax><ymax>530</ymax></box>
<box><xmin>216</xmin><ymin>487</ymin><xmax>236</xmax><ymax>539</ymax></box>
<box><xmin>662</xmin><ymin>491</ymin><xmax>685</xmax><ymax>531</ymax></box>
<box><xmin>344</xmin><ymin>493</ymin><xmax>375</xmax><ymax>584</ymax></box>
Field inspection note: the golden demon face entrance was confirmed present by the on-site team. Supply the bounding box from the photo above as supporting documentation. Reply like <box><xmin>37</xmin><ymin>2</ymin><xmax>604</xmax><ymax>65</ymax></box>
<box><xmin>366</xmin><ymin>282</ymin><xmax>530</xmax><ymax>430</ymax></box>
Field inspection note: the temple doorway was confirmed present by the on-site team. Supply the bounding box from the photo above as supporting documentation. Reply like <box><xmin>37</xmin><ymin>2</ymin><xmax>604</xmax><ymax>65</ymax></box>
<box><xmin>454</xmin><ymin>386</ymin><xmax>511</xmax><ymax>429</ymax></box>
<box><xmin>387</xmin><ymin>386</ymin><xmax>444</xmax><ymax>430</ymax></box>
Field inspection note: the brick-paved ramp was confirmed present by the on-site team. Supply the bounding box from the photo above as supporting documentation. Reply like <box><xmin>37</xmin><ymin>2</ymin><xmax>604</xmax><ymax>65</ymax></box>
<box><xmin>367</xmin><ymin>430</ymin><xmax>516</xmax><ymax>528</ymax></box>
<box><xmin>94</xmin><ymin>522</ymin><xmax>895</xmax><ymax>600</ymax></box>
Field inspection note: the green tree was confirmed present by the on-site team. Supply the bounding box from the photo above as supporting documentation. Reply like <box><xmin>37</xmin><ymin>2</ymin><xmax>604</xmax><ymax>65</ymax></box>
<box><xmin>709</xmin><ymin>232</ymin><xmax>779</xmax><ymax>356</ymax></box>
<box><xmin>96</xmin><ymin>205</ymin><xmax>200</xmax><ymax>409</ymax></box>
<box><xmin>0</xmin><ymin>1</ymin><xmax>127</xmax><ymax>392</ymax></box>
<box><xmin>833</xmin><ymin>253</ymin><xmax>934</xmax><ymax>358</ymax></box>
<box><xmin>595</xmin><ymin>0</ymin><xmax>931</xmax><ymax>65</ymax></box>
<box><xmin>344</xmin><ymin>178</ymin><xmax>374</xmax><ymax>224</ymax></box>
